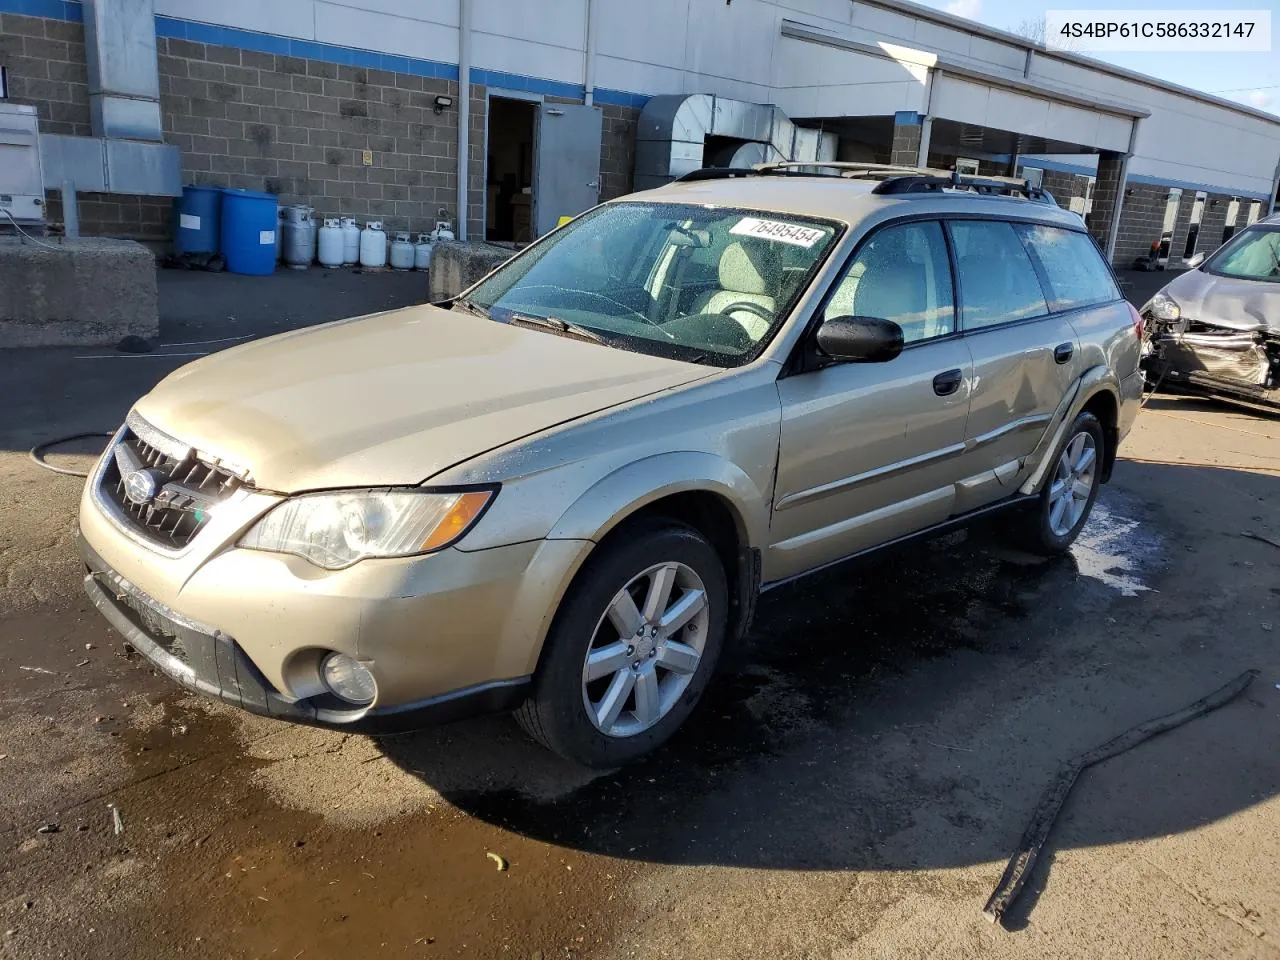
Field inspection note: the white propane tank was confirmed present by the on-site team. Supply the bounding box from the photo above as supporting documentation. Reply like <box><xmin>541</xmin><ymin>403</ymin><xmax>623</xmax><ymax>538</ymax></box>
<box><xmin>389</xmin><ymin>232</ymin><xmax>415</xmax><ymax>271</ymax></box>
<box><xmin>318</xmin><ymin>218</ymin><xmax>344</xmax><ymax>267</ymax></box>
<box><xmin>413</xmin><ymin>232</ymin><xmax>434</xmax><ymax>271</ymax></box>
<box><xmin>432</xmin><ymin>219</ymin><xmax>455</xmax><ymax>242</ymax></box>
<box><xmin>339</xmin><ymin>217</ymin><xmax>360</xmax><ymax>265</ymax></box>
<box><xmin>304</xmin><ymin>206</ymin><xmax>319</xmax><ymax>262</ymax></box>
<box><xmin>359</xmin><ymin>221</ymin><xmax>387</xmax><ymax>268</ymax></box>
<box><xmin>283</xmin><ymin>205</ymin><xmax>313</xmax><ymax>270</ymax></box>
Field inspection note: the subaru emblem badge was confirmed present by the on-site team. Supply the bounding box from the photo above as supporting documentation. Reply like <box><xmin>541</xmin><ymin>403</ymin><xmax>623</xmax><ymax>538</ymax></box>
<box><xmin>123</xmin><ymin>469</ymin><xmax>159</xmax><ymax>506</ymax></box>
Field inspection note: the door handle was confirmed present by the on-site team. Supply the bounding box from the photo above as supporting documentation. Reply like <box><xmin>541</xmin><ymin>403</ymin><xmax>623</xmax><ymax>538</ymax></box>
<box><xmin>586</xmin><ymin>181</ymin><xmax>599</xmax><ymax>189</ymax></box>
<box><xmin>932</xmin><ymin>368</ymin><xmax>963</xmax><ymax>397</ymax></box>
<box><xmin>1054</xmin><ymin>342</ymin><xmax>1074</xmax><ymax>364</ymax></box>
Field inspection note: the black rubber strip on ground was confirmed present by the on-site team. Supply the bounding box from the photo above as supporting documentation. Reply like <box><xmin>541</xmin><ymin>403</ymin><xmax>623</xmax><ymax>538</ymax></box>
<box><xmin>983</xmin><ymin>668</ymin><xmax>1260</xmax><ymax>926</ymax></box>
<box><xmin>29</xmin><ymin>432</ymin><xmax>113</xmax><ymax>479</ymax></box>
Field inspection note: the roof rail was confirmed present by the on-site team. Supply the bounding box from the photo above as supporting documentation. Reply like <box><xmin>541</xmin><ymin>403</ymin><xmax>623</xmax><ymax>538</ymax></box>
<box><xmin>753</xmin><ymin>160</ymin><xmax>932</xmax><ymax>178</ymax></box>
<box><xmin>673</xmin><ymin>167</ymin><xmax>761</xmax><ymax>183</ymax></box>
<box><xmin>672</xmin><ymin>162</ymin><xmax>1058</xmax><ymax>205</ymax></box>
<box><xmin>873</xmin><ymin>171</ymin><xmax>1058</xmax><ymax>205</ymax></box>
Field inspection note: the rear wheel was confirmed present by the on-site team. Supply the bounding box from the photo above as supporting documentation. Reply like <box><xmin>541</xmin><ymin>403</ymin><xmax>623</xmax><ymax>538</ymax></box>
<box><xmin>1015</xmin><ymin>412</ymin><xmax>1104</xmax><ymax>555</ymax></box>
<box><xmin>515</xmin><ymin>521</ymin><xmax>728</xmax><ymax>768</ymax></box>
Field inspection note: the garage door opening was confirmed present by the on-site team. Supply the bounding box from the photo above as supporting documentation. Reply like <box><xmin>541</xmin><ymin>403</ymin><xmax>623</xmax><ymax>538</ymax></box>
<box><xmin>486</xmin><ymin>97</ymin><xmax>536</xmax><ymax>244</ymax></box>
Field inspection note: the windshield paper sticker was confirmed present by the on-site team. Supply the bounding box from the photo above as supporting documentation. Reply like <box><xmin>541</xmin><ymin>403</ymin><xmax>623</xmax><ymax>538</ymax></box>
<box><xmin>730</xmin><ymin>217</ymin><xmax>825</xmax><ymax>248</ymax></box>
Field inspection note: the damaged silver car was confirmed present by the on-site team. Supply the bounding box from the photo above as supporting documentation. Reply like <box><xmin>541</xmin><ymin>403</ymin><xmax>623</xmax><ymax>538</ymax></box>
<box><xmin>1141</xmin><ymin>215</ymin><xmax>1280</xmax><ymax>411</ymax></box>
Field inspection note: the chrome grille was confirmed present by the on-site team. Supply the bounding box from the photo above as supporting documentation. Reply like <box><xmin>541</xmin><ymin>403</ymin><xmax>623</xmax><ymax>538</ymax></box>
<box><xmin>97</xmin><ymin>418</ymin><xmax>248</xmax><ymax>551</ymax></box>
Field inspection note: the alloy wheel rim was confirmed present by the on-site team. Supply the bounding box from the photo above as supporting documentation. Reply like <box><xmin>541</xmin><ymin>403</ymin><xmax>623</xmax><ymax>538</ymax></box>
<box><xmin>1048</xmin><ymin>431</ymin><xmax>1097</xmax><ymax>538</ymax></box>
<box><xmin>582</xmin><ymin>561</ymin><xmax>710</xmax><ymax>738</ymax></box>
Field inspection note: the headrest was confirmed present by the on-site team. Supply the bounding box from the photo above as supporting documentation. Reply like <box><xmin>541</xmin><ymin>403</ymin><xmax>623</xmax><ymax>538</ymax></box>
<box><xmin>718</xmin><ymin>242</ymin><xmax>781</xmax><ymax>295</ymax></box>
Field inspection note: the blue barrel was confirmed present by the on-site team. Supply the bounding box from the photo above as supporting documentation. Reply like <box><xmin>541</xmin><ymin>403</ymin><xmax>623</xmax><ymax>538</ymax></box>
<box><xmin>174</xmin><ymin>185</ymin><xmax>222</xmax><ymax>255</ymax></box>
<box><xmin>220</xmin><ymin>188</ymin><xmax>279</xmax><ymax>275</ymax></box>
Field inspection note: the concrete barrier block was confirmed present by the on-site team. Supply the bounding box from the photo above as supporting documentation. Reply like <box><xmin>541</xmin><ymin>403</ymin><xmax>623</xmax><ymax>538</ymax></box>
<box><xmin>0</xmin><ymin>237</ymin><xmax>159</xmax><ymax>348</ymax></box>
<box><xmin>427</xmin><ymin>241</ymin><xmax>516</xmax><ymax>301</ymax></box>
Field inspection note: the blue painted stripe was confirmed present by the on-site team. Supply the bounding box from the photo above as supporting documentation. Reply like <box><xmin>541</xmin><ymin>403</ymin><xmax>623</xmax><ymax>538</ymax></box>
<box><xmin>0</xmin><ymin>0</ymin><xmax>82</xmax><ymax>20</ymax></box>
<box><xmin>3</xmin><ymin>0</ymin><xmax>654</xmax><ymax>112</ymax></box>
<box><xmin>595</xmin><ymin>88</ymin><xmax>652</xmax><ymax>110</ymax></box>
<box><xmin>893</xmin><ymin>110</ymin><xmax>922</xmax><ymax>126</ymax></box>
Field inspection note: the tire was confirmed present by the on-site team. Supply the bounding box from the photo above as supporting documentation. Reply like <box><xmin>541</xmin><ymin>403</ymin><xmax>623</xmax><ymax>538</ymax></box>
<box><xmin>1015</xmin><ymin>411</ymin><xmax>1105</xmax><ymax>556</ymax></box>
<box><xmin>515</xmin><ymin>519</ymin><xmax>728</xmax><ymax>768</ymax></box>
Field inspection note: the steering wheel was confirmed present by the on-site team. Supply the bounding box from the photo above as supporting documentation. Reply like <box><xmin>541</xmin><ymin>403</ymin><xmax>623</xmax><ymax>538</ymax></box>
<box><xmin>509</xmin><ymin>284</ymin><xmax>677</xmax><ymax>340</ymax></box>
<box><xmin>665</xmin><ymin>312</ymin><xmax>756</xmax><ymax>352</ymax></box>
<box><xmin>718</xmin><ymin>301</ymin><xmax>775</xmax><ymax>326</ymax></box>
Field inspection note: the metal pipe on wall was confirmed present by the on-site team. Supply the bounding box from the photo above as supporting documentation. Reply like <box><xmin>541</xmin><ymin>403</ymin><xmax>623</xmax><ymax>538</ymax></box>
<box><xmin>584</xmin><ymin>0</ymin><xmax>597</xmax><ymax>108</ymax></box>
<box><xmin>457</xmin><ymin>0</ymin><xmax>471</xmax><ymax>242</ymax></box>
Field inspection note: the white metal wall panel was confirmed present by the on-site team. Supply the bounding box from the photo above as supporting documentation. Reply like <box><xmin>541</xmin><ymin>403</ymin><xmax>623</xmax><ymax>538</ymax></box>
<box><xmin>931</xmin><ymin>74</ymin><xmax>1130</xmax><ymax>152</ymax></box>
<box><xmin>772</xmin><ymin>35</ymin><xmax>926</xmax><ymax>88</ymax></box>
<box><xmin>594</xmin><ymin>0</ymin><xmax>689</xmax><ymax>69</ymax></box>
<box><xmin>683</xmin><ymin>0</ymin><xmax>779</xmax><ymax>85</ymax></box>
<box><xmin>156</xmin><ymin>0</ymin><xmax>318</xmax><ymax>39</ymax></box>
<box><xmin>471</xmin><ymin>0</ymin><xmax>584</xmax><ymax>52</ymax></box>
<box><xmin>313</xmin><ymin>2</ymin><xmax>458</xmax><ymax>62</ymax></box>
<box><xmin>773</xmin><ymin>80</ymin><xmax>925</xmax><ymax>119</ymax></box>
<box><xmin>471</xmin><ymin>31</ymin><xmax>584</xmax><ymax>86</ymax></box>
<box><xmin>593</xmin><ymin>55</ymin><xmax>686</xmax><ymax>98</ymax></box>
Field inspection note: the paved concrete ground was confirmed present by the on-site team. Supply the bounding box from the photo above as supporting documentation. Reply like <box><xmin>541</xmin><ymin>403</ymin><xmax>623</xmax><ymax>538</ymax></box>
<box><xmin>1</xmin><ymin>268</ymin><xmax>1277</xmax><ymax>960</ymax></box>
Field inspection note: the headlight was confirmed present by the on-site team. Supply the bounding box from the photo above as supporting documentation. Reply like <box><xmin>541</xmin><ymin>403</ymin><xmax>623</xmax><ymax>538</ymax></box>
<box><xmin>1147</xmin><ymin>292</ymin><xmax>1181</xmax><ymax>321</ymax></box>
<box><xmin>239</xmin><ymin>488</ymin><xmax>494</xmax><ymax>569</ymax></box>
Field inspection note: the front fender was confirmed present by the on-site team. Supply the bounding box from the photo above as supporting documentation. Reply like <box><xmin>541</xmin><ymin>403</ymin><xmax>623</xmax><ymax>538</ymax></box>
<box><xmin>546</xmin><ymin>451</ymin><xmax>770</xmax><ymax>549</ymax></box>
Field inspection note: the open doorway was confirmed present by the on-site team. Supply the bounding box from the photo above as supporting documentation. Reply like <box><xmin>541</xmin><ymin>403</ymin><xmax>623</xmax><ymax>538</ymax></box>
<box><xmin>485</xmin><ymin>97</ymin><xmax>536</xmax><ymax>243</ymax></box>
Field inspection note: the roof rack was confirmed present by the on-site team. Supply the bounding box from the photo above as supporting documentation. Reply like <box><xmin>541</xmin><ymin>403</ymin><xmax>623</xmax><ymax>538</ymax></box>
<box><xmin>672</xmin><ymin>161</ymin><xmax>1057</xmax><ymax>206</ymax></box>
<box><xmin>872</xmin><ymin>171</ymin><xmax>1057</xmax><ymax>205</ymax></box>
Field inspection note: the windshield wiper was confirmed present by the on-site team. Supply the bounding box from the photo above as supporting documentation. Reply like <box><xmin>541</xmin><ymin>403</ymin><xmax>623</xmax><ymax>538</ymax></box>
<box><xmin>451</xmin><ymin>297</ymin><xmax>491</xmax><ymax>319</ymax></box>
<box><xmin>508</xmin><ymin>313</ymin><xmax>608</xmax><ymax>345</ymax></box>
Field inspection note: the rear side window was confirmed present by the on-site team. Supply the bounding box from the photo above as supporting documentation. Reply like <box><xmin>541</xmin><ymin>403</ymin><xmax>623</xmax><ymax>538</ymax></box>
<box><xmin>947</xmin><ymin>220</ymin><xmax>1048</xmax><ymax>331</ymax></box>
<box><xmin>1016</xmin><ymin>224</ymin><xmax>1120</xmax><ymax>310</ymax></box>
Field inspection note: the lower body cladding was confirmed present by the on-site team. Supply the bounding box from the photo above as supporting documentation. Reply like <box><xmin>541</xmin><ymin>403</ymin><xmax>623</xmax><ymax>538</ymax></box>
<box><xmin>1143</xmin><ymin>319</ymin><xmax>1280</xmax><ymax>410</ymax></box>
<box><xmin>76</xmin><ymin>520</ymin><xmax>589</xmax><ymax>734</ymax></box>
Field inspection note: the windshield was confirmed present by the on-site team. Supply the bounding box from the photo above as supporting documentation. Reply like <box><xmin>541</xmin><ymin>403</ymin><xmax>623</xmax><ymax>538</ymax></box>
<box><xmin>463</xmin><ymin>202</ymin><xmax>840</xmax><ymax>364</ymax></box>
<box><xmin>1203</xmin><ymin>225</ymin><xmax>1280</xmax><ymax>282</ymax></box>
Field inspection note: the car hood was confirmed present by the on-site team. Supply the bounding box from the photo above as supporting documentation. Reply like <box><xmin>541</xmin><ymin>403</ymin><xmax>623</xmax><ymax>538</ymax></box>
<box><xmin>1161</xmin><ymin>269</ymin><xmax>1280</xmax><ymax>332</ymax></box>
<box><xmin>133</xmin><ymin>304</ymin><xmax>711</xmax><ymax>492</ymax></box>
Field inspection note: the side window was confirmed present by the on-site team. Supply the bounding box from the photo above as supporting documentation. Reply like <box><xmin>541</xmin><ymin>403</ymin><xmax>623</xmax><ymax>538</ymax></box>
<box><xmin>948</xmin><ymin>220</ymin><xmax>1048</xmax><ymax>330</ymax></box>
<box><xmin>1016</xmin><ymin>223</ymin><xmax>1120</xmax><ymax>311</ymax></box>
<box><xmin>823</xmin><ymin>221</ymin><xmax>955</xmax><ymax>343</ymax></box>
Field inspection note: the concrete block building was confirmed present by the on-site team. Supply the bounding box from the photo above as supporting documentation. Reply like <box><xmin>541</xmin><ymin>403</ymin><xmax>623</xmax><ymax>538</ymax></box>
<box><xmin>3</xmin><ymin>0</ymin><xmax>1278</xmax><ymax>265</ymax></box>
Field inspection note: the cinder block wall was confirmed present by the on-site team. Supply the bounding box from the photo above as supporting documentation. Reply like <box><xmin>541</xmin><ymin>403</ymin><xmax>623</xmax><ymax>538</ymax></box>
<box><xmin>1111</xmin><ymin>183</ymin><xmax>1170</xmax><ymax>266</ymax></box>
<box><xmin>0</xmin><ymin>12</ymin><xmax>171</xmax><ymax>240</ymax></box>
<box><xmin>3</xmin><ymin>10</ymin><xmax>641</xmax><ymax>245</ymax></box>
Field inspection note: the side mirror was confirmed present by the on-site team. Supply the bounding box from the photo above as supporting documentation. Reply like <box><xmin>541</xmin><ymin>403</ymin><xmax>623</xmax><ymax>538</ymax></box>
<box><xmin>1185</xmin><ymin>251</ymin><xmax>1206</xmax><ymax>268</ymax></box>
<box><xmin>815</xmin><ymin>315</ymin><xmax>904</xmax><ymax>363</ymax></box>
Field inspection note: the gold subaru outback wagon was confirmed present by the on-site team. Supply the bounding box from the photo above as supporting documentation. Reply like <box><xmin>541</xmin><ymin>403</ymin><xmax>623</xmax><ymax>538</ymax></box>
<box><xmin>79</xmin><ymin>164</ymin><xmax>1144</xmax><ymax>767</ymax></box>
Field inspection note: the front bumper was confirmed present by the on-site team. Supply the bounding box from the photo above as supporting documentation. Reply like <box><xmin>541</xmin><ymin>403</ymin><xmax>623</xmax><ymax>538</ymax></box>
<box><xmin>79</xmin><ymin>534</ymin><xmax>533</xmax><ymax>732</ymax></box>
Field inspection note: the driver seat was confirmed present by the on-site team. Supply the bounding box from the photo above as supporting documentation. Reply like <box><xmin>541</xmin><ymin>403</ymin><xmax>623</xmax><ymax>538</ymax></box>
<box><xmin>691</xmin><ymin>242</ymin><xmax>780</xmax><ymax>341</ymax></box>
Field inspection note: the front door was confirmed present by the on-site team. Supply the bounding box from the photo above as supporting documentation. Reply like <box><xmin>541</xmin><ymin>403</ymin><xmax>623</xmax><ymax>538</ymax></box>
<box><xmin>768</xmin><ymin>220</ymin><xmax>974</xmax><ymax>582</ymax></box>
<box><xmin>533</xmin><ymin>103</ymin><xmax>603</xmax><ymax>238</ymax></box>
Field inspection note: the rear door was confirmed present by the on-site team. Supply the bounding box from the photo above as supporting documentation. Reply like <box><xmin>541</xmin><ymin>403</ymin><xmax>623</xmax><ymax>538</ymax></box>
<box><xmin>769</xmin><ymin>219</ymin><xmax>974</xmax><ymax>581</ymax></box>
<box><xmin>1015</xmin><ymin>222</ymin><xmax>1136</xmax><ymax>392</ymax></box>
<box><xmin>946</xmin><ymin>218</ymin><xmax>1080</xmax><ymax>511</ymax></box>
<box><xmin>533</xmin><ymin>103</ymin><xmax>603</xmax><ymax>238</ymax></box>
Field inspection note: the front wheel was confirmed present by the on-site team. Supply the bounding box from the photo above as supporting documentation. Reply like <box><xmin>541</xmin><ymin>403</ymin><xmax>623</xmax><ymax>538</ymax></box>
<box><xmin>515</xmin><ymin>521</ymin><xmax>728</xmax><ymax>767</ymax></box>
<box><xmin>1015</xmin><ymin>412</ymin><xmax>1105</xmax><ymax>555</ymax></box>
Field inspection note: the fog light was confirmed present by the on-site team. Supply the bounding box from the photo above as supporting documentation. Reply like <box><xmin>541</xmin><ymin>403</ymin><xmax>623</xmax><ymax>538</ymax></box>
<box><xmin>321</xmin><ymin>653</ymin><xmax>376</xmax><ymax>705</ymax></box>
